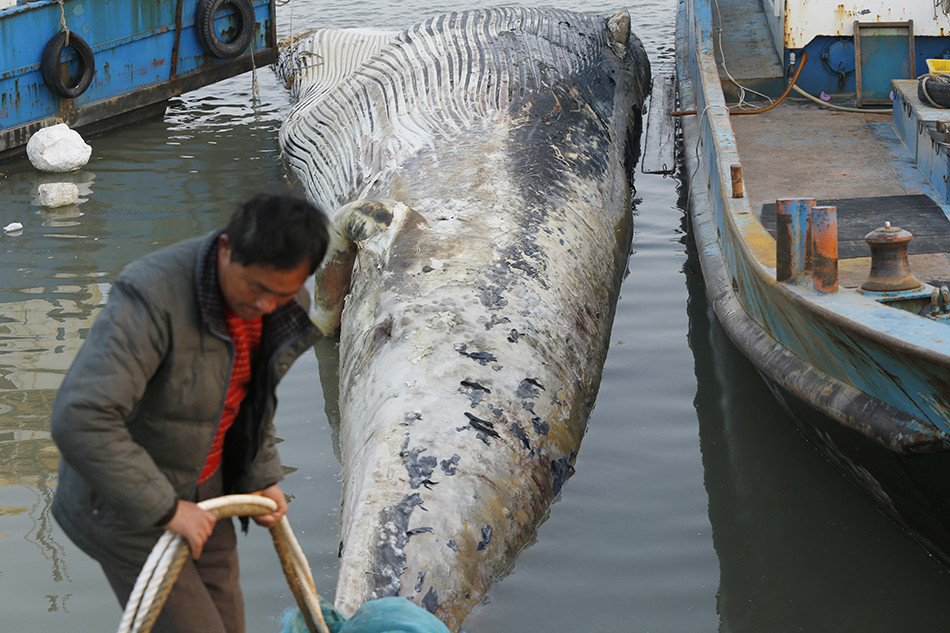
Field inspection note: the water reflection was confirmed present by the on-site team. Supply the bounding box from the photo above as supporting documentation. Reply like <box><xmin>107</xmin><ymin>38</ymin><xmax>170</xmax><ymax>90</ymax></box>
<box><xmin>0</xmin><ymin>287</ymin><xmax>105</xmax><ymax>390</ymax></box>
<box><xmin>684</xmin><ymin>223</ymin><xmax>950</xmax><ymax>631</ymax></box>
<box><xmin>0</xmin><ymin>280</ymin><xmax>106</xmax><ymax>589</ymax></box>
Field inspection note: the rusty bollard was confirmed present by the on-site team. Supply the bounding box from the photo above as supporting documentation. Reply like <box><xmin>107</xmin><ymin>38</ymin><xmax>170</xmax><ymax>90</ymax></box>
<box><xmin>776</xmin><ymin>198</ymin><xmax>814</xmax><ymax>282</ymax></box>
<box><xmin>811</xmin><ymin>205</ymin><xmax>838</xmax><ymax>293</ymax></box>
<box><xmin>861</xmin><ymin>222</ymin><xmax>922</xmax><ymax>292</ymax></box>
<box><xmin>731</xmin><ymin>164</ymin><xmax>743</xmax><ymax>198</ymax></box>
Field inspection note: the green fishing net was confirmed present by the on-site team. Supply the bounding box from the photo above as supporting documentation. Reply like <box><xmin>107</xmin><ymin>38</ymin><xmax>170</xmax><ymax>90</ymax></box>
<box><xmin>278</xmin><ymin>597</ymin><xmax>451</xmax><ymax>633</ymax></box>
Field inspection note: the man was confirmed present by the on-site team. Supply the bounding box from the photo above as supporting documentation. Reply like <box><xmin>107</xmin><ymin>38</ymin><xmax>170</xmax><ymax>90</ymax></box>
<box><xmin>50</xmin><ymin>192</ymin><xmax>329</xmax><ymax>633</ymax></box>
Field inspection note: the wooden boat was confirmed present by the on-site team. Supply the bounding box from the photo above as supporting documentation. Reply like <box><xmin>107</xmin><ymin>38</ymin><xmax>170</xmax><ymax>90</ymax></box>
<box><xmin>0</xmin><ymin>0</ymin><xmax>277</xmax><ymax>159</ymax></box>
<box><xmin>676</xmin><ymin>0</ymin><xmax>950</xmax><ymax>564</ymax></box>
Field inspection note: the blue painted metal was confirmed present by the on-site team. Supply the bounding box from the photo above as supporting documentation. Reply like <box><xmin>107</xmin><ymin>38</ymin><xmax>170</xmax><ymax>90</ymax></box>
<box><xmin>891</xmin><ymin>81</ymin><xmax>950</xmax><ymax>204</ymax></box>
<box><xmin>821</xmin><ymin>37</ymin><xmax>855</xmax><ymax>86</ymax></box>
<box><xmin>677</xmin><ymin>0</ymin><xmax>950</xmax><ymax>564</ymax></box>
<box><xmin>790</xmin><ymin>36</ymin><xmax>950</xmax><ymax>99</ymax></box>
<box><xmin>855</xmin><ymin>25</ymin><xmax>914</xmax><ymax>104</ymax></box>
<box><xmin>0</xmin><ymin>0</ymin><xmax>277</xmax><ymax>156</ymax></box>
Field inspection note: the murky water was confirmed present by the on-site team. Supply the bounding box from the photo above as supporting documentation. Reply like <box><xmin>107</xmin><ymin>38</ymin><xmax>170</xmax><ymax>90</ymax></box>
<box><xmin>3</xmin><ymin>1</ymin><xmax>950</xmax><ymax>631</ymax></box>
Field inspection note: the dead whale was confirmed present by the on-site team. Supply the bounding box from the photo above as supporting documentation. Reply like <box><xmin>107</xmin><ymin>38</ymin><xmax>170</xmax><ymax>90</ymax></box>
<box><xmin>276</xmin><ymin>7</ymin><xmax>650</xmax><ymax>630</ymax></box>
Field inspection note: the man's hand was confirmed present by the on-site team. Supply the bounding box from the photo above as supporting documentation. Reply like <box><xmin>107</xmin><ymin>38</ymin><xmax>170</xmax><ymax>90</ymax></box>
<box><xmin>163</xmin><ymin>500</ymin><xmax>218</xmax><ymax>559</ymax></box>
<box><xmin>251</xmin><ymin>483</ymin><xmax>288</xmax><ymax>528</ymax></box>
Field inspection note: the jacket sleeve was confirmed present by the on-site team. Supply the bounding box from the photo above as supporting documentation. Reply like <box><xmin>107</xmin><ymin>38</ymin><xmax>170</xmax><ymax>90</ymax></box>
<box><xmin>50</xmin><ymin>278</ymin><xmax>179</xmax><ymax>530</ymax></box>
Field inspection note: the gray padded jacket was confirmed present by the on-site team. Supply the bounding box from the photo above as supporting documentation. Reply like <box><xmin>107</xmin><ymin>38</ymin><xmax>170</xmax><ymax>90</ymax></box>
<box><xmin>50</xmin><ymin>230</ymin><xmax>318</xmax><ymax>577</ymax></box>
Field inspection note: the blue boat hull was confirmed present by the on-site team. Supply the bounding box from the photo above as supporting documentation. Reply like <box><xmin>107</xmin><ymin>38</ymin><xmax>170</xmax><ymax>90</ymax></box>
<box><xmin>675</xmin><ymin>0</ymin><xmax>950</xmax><ymax>564</ymax></box>
<box><xmin>0</xmin><ymin>0</ymin><xmax>276</xmax><ymax>158</ymax></box>
<box><xmin>763</xmin><ymin>370</ymin><xmax>950</xmax><ymax>559</ymax></box>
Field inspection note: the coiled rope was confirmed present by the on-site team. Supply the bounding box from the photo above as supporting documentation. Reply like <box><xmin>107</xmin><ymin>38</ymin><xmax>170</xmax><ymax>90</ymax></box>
<box><xmin>116</xmin><ymin>494</ymin><xmax>330</xmax><ymax>633</ymax></box>
<box><xmin>918</xmin><ymin>72</ymin><xmax>950</xmax><ymax>108</ymax></box>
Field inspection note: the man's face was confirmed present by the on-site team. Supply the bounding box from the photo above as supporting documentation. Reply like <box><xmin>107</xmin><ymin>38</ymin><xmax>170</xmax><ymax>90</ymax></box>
<box><xmin>216</xmin><ymin>234</ymin><xmax>310</xmax><ymax>320</ymax></box>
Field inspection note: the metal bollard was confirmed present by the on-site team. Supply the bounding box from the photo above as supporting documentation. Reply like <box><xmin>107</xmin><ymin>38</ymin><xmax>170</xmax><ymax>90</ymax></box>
<box><xmin>811</xmin><ymin>205</ymin><xmax>838</xmax><ymax>293</ymax></box>
<box><xmin>730</xmin><ymin>164</ymin><xmax>743</xmax><ymax>198</ymax></box>
<box><xmin>860</xmin><ymin>222</ymin><xmax>921</xmax><ymax>292</ymax></box>
<box><xmin>775</xmin><ymin>198</ymin><xmax>814</xmax><ymax>282</ymax></box>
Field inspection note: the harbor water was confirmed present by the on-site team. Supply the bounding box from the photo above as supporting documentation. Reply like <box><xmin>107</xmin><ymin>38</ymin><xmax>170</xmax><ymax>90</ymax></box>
<box><xmin>2</xmin><ymin>0</ymin><xmax>950</xmax><ymax>631</ymax></box>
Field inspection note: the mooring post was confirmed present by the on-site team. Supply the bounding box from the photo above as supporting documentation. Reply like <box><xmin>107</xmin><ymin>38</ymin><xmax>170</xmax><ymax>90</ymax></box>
<box><xmin>861</xmin><ymin>222</ymin><xmax>922</xmax><ymax>292</ymax></box>
<box><xmin>775</xmin><ymin>197</ymin><xmax>814</xmax><ymax>282</ymax></box>
<box><xmin>811</xmin><ymin>205</ymin><xmax>838</xmax><ymax>293</ymax></box>
<box><xmin>730</xmin><ymin>164</ymin><xmax>743</xmax><ymax>198</ymax></box>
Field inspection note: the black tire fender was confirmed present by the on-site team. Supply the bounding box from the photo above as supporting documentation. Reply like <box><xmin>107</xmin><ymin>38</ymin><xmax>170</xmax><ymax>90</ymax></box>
<box><xmin>918</xmin><ymin>75</ymin><xmax>950</xmax><ymax>108</ymax></box>
<box><xmin>195</xmin><ymin>0</ymin><xmax>256</xmax><ymax>59</ymax></box>
<box><xmin>41</xmin><ymin>31</ymin><xmax>95</xmax><ymax>99</ymax></box>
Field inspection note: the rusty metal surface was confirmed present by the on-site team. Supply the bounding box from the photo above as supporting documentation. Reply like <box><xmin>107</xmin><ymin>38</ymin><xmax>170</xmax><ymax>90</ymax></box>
<box><xmin>782</xmin><ymin>0</ymin><xmax>946</xmax><ymax>48</ymax></box>
<box><xmin>811</xmin><ymin>205</ymin><xmax>839</xmax><ymax>292</ymax></box>
<box><xmin>775</xmin><ymin>198</ymin><xmax>813</xmax><ymax>282</ymax></box>
<box><xmin>862</xmin><ymin>223</ymin><xmax>923</xmax><ymax>291</ymax></box>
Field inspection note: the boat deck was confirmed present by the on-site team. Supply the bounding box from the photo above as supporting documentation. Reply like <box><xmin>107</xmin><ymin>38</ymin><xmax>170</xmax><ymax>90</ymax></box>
<box><xmin>730</xmin><ymin>101</ymin><xmax>950</xmax><ymax>287</ymax></box>
<box><xmin>711</xmin><ymin>5</ymin><xmax>950</xmax><ymax>292</ymax></box>
<box><xmin>709</xmin><ymin>0</ymin><xmax>950</xmax><ymax>288</ymax></box>
<box><xmin>712</xmin><ymin>0</ymin><xmax>784</xmax><ymax>100</ymax></box>
<box><xmin>732</xmin><ymin>105</ymin><xmax>908</xmax><ymax>212</ymax></box>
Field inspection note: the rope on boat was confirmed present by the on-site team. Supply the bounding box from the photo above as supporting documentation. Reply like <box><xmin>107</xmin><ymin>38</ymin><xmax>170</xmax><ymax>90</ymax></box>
<box><xmin>711</xmin><ymin>0</ymin><xmax>773</xmax><ymax>109</ymax></box>
<box><xmin>249</xmin><ymin>35</ymin><xmax>260</xmax><ymax>103</ymax></box>
<box><xmin>54</xmin><ymin>0</ymin><xmax>71</xmax><ymax>45</ymax></box>
<box><xmin>671</xmin><ymin>52</ymin><xmax>809</xmax><ymax>117</ymax></box>
<box><xmin>116</xmin><ymin>494</ymin><xmax>330</xmax><ymax>633</ymax></box>
<box><xmin>917</xmin><ymin>72</ymin><xmax>950</xmax><ymax>109</ymax></box>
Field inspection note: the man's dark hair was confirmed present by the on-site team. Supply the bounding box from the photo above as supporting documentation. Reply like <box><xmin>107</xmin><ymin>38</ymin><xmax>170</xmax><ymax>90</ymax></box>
<box><xmin>225</xmin><ymin>193</ymin><xmax>329</xmax><ymax>274</ymax></box>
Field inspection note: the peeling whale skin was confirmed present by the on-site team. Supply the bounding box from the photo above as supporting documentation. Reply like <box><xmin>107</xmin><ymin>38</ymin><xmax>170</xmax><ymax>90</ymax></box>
<box><xmin>277</xmin><ymin>8</ymin><xmax>650</xmax><ymax>630</ymax></box>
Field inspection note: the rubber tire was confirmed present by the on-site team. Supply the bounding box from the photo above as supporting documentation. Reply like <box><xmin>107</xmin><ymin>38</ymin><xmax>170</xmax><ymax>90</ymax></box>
<box><xmin>918</xmin><ymin>76</ymin><xmax>950</xmax><ymax>108</ymax></box>
<box><xmin>195</xmin><ymin>0</ymin><xmax>255</xmax><ymax>59</ymax></box>
<box><xmin>41</xmin><ymin>31</ymin><xmax>95</xmax><ymax>99</ymax></box>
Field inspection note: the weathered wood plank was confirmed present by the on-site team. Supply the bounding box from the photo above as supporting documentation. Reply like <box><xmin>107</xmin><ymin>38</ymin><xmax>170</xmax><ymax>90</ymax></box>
<box><xmin>641</xmin><ymin>74</ymin><xmax>676</xmax><ymax>174</ymax></box>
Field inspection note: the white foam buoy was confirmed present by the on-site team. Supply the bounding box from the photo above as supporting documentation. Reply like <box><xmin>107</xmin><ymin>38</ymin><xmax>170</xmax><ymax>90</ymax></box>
<box><xmin>36</xmin><ymin>182</ymin><xmax>81</xmax><ymax>208</ymax></box>
<box><xmin>26</xmin><ymin>123</ymin><xmax>92</xmax><ymax>172</ymax></box>
<box><xmin>4</xmin><ymin>221</ymin><xmax>24</xmax><ymax>234</ymax></box>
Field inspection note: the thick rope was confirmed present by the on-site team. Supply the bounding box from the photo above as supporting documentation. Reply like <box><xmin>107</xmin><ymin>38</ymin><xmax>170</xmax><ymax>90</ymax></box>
<box><xmin>249</xmin><ymin>35</ymin><xmax>260</xmax><ymax>103</ymax></box>
<box><xmin>918</xmin><ymin>72</ymin><xmax>950</xmax><ymax>108</ymax></box>
<box><xmin>55</xmin><ymin>0</ymin><xmax>70</xmax><ymax>45</ymax></box>
<box><xmin>116</xmin><ymin>494</ymin><xmax>330</xmax><ymax>633</ymax></box>
<box><xmin>270</xmin><ymin>517</ymin><xmax>326</xmax><ymax>633</ymax></box>
<box><xmin>276</xmin><ymin>0</ymin><xmax>296</xmax><ymax>48</ymax></box>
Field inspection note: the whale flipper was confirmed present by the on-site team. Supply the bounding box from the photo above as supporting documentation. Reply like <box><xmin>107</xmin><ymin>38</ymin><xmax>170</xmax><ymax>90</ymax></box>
<box><xmin>313</xmin><ymin>199</ymin><xmax>404</xmax><ymax>335</ymax></box>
